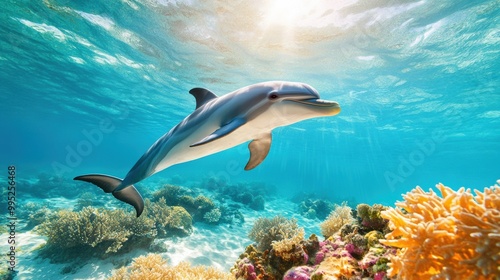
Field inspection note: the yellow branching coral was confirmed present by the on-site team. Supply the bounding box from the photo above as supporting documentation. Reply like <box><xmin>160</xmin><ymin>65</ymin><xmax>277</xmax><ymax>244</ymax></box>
<box><xmin>248</xmin><ymin>216</ymin><xmax>300</xmax><ymax>252</ymax></box>
<box><xmin>37</xmin><ymin>207</ymin><xmax>154</xmax><ymax>254</ymax></box>
<box><xmin>144</xmin><ymin>198</ymin><xmax>193</xmax><ymax>236</ymax></box>
<box><xmin>271</xmin><ymin>228</ymin><xmax>305</xmax><ymax>261</ymax></box>
<box><xmin>320</xmin><ymin>202</ymin><xmax>355</xmax><ymax>238</ymax></box>
<box><xmin>109</xmin><ymin>253</ymin><xmax>234</xmax><ymax>280</ymax></box>
<box><xmin>380</xmin><ymin>181</ymin><xmax>500</xmax><ymax>280</ymax></box>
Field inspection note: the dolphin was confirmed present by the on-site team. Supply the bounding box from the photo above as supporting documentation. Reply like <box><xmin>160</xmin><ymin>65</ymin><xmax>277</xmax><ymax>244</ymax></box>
<box><xmin>74</xmin><ymin>81</ymin><xmax>340</xmax><ymax>216</ymax></box>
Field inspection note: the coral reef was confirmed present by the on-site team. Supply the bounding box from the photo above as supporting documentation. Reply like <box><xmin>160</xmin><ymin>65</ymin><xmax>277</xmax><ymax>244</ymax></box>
<box><xmin>203</xmin><ymin>208</ymin><xmax>222</xmax><ymax>224</ymax></box>
<box><xmin>26</xmin><ymin>206</ymin><xmax>55</xmax><ymax>230</ymax></box>
<box><xmin>151</xmin><ymin>184</ymin><xmax>186</xmax><ymax>205</ymax></box>
<box><xmin>163</xmin><ymin>206</ymin><xmax>192</xmax><ymax>235</ymax></box>
<box><xmin>356</xmin><ymin>203</ymin><xmax>389</xmax><ymax>233</ymax></box>
<box><xmin>365</xmin><ymin>230</ymin><xmax>385</xmax><ymax>247</ymax></box>
<box><xmin>146</xmin><ymin>198</ymin><xmax>193</xmax><ymax>237</ymax></box>
<box><xmin>151</xmin><ymin>184</ymin><xmax>240</xmax><ymax>225</ymax></box>
<box><xmin>199</xmin><ymin>177</ymin><xmax>273</xmax><ymax>211</ymax></box>
<box><xmin>233</xmin><ymin>216</ymin><xmax>310</xmax><ymax>279</ymax></box>
<box><xmin>298</xmin><ymin>198</ymin><xmax>334</xmax><ymax>220</ymax></box>
<box><xmin>74</xmin><ymin>192</ymin><xmax>106</xmax><ymax>211</ymax></box>
<box><xmin>320</xmin><ymin>202</ymin><xmax>355</xmax><ymax>238</ymax></box>
<box><xmin>109</xmin><ymin>253</ymin><xmax>233</xmax><ymax>280</ymax></box>
<box><xmin>17</xmin><ymin>201</ymin><xmax>56</xmax><ymax>230</ymax></box>
<box><xmin>248</xmin><ymin>216</ymin><xmax>301</xmax><ymax>252</ymax></box>
<box><xmin>271</xmin><ymin>228</ymin><xmax>305</xmax><ymax>261</ymax></box>
<box><xmin>25</xmin><ymin>173</ymin><xmax>81</xmax><ymax>199</ymax></box>
<box><xmin>194</xmin><ymin>195</ymin><xmax>216</xmax><ymax>212</ymax></box>
<box><xmin>311</xmin><ymin>255</ymin><xmax>357</xmax><ymax>279</ymax></box>
<box><xmin>233</xmin><ymin>203</ymin><xmax>397</xmax><ymax>280</ymax></box>
<box><xmin>249</xmin><ymin>195</ymin><xmax>265</xmax><ymax>211</ymax></box>
<box><xmin>36</xmin><ymin>198</ymin><xmax>193</xmax><ymax>265</ymax></box>
<box><xmin>218</xmin><ymin>204</ymin><xmax>245</xmax><ymax>225</ymax></box>
<box><xmin>233</xmin><ymin>256</ymin><xmax>258</xmax><ymax>280</ymax></box>
<box><xmin>37</xmin><ymin>206</ymin><xmax>156</xmax><ymax>262</ymax></box>
<box><xmin>31</xmin><ymin>177</ymin><xmax>498</xmax><ymax>280</ymax></box>
<box><xmin>380</xmin><ymin>181</ymin><xmax>500</xmax><ymax>279</ymax></box>
<box><xmin>233</xmin><ymin>226</ymin><xmax>395</xmax><ymax>280</ymax></box>
<box><xmin>283</xmin><ymin>266</ymin><xmax>315</xmax><ymax>280</ymax></box>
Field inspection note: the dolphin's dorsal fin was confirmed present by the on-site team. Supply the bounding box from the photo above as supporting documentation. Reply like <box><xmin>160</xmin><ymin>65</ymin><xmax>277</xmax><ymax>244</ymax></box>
<box><xmin>189</xmin><ymin>88</ymin><xmax>218</xmax><ymax>109</ymax></box>
<box><xmin>190</xmin><ymin>118</ymin><xmax>246</xmax><ymax>147</ymax></box>
<box><xmin>245</xmin><ymin>132</ymin><xmax>272</xmax><ymax>170</ymax></box>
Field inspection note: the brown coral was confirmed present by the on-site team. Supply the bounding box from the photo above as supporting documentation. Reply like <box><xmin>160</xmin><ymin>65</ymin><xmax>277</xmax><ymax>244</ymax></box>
<box><xmin>356</xmin><ymin>203</ymin><xmax>389</xmax><ymax>232</ymax></box>
<box><xmin>380</xmin><ymin>181</ymin><xmax>500</xmax><ymax>279</ymax></box>
<box><xmin>109</xmin><ymin>253</ymin><xmax>233</xmax><ymax>280</ymax></box>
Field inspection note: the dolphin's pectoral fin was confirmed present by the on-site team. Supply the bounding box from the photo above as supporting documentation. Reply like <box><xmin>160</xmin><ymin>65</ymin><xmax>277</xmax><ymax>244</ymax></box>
<box><xmin>190</xmin><ymin>117</ymin><xmax>246</xmax><ymax>147</ymax></box>
<box><xmin>74</xmin><ymin>174</ymin><xmax>145</xmax><ymax>217</ymax></box>
<box><xmin>189</xmin><ymin>88</ymin><xmax>218</xmax><ymax>109</ymax></box>
<box><xmin>245</xmin><ymin>133</ymin><xmax>272</xmax><ymax>170</ymax></box>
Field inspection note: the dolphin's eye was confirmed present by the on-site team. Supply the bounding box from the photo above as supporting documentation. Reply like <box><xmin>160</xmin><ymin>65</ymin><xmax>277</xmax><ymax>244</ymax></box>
<box><xmin>269</xmin><ymin>93</ymin><xmax>279</xmax><ymax>100</ymax></box>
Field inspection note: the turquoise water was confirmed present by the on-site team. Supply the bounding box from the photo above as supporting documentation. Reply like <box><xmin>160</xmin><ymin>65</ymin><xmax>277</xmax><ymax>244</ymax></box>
<box><xmin>1</xmin><ymin>0</ymin><xmax>499</xmax><ymax>207</ymax></box>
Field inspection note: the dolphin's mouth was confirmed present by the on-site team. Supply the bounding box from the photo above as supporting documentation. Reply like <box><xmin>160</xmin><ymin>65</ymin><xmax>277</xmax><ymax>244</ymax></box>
<box><xmin>291</xmin><ymin>98</ymin><xmax>340</xmax><ymax>108</ymax></box>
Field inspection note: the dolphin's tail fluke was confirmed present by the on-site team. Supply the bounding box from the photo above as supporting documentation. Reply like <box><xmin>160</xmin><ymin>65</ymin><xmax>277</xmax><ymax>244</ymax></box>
<box><xmin>74</xmin><ymin>174</ymin><xmax>144</xmax><ymax>217</ymax></box>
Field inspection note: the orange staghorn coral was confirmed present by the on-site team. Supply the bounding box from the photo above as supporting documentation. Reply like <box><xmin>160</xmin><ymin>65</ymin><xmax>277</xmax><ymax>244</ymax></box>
<box><xmin>380</xmin><ymin>180</ymin><xmax>500</xmax><ymax>280</ymax></box>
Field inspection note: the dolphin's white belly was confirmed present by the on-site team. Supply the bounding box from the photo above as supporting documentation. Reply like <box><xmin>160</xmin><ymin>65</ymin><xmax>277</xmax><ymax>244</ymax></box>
<box><xmin>153</xmin><ymin>104</ymin><xmax>299</xmax><ymax>174</ymax></box>
<box><xmin>154</xmin><ymin>122</ymin><xmax>268</xmax><ymax>173</ymax></box>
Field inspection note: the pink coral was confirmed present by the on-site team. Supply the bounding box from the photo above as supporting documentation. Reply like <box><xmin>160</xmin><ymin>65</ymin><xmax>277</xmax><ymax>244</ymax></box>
<box><xmin>232</xmin><ymin>258</ymin><xmax>256</xmax><ymax>280</ymax></box>
<box><xmin>374</xmin><ymin>271</ymin><xmax>386</xmax><ymax>280</ymax></box>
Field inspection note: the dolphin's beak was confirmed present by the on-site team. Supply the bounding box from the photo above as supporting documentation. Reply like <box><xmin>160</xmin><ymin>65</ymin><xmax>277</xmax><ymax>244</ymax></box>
<box><xmin>290</xmin><ymin>98</ymin><xmax>341</xmax><ymax>115</ymax></box>
<box><xmin>294</xmin><ymin>98</ymin><xmax>339</xmax><ymax>107</ymax></box>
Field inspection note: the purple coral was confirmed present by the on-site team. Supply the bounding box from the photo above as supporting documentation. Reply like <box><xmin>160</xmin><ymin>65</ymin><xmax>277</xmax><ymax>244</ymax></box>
<box><xmin>315</xmin><ymin>250</ymin><xmax>325</xmax><ymax>265</ymax></box>
<box><xmin>283</xmin><ymin>266</ymin><xmax>315</xmax><ymax>280</ymax></box>
<box><xmin>314</xmin><ymin>241</ymin><xmax>329</xmax><ymax>264</ymax></box>
<box><xmin>345</xmin><ymin>243</ymin><xmax>364</xmax><ymax>258</ymax></box>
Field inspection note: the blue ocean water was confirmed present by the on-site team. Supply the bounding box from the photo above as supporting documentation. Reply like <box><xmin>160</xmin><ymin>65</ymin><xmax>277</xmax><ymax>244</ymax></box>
<box><xmin>1</xmin><ymin>0</ymin><xmax>499</xmax><ymax>208</ymax></box>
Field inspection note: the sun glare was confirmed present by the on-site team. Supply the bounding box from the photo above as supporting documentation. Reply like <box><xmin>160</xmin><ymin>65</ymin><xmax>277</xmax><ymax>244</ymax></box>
<box><xmin>260</xmin><ymin>0</ymin><xmax>363</xmax><ymax>29</ymax></box>
<box><xmin>262</xmin><ymin>0</ymin><xmax>326</xmax><ymax>28</ymax></box>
